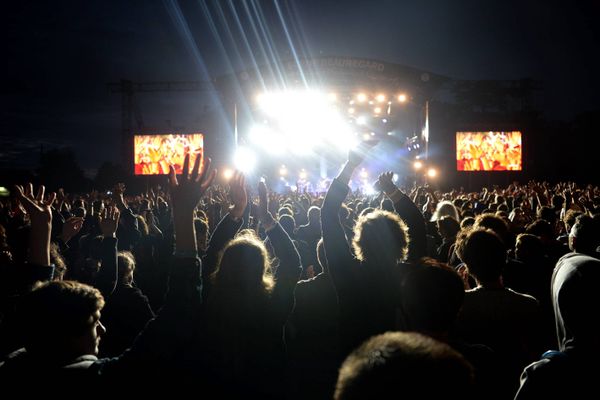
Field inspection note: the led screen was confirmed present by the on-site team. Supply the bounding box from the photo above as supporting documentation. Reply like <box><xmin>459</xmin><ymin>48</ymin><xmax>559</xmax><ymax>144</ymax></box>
<box><xmin>134</xmin><ymin>134</ymin><xmax>204</xmax><ymax>175</ymax></box>
<box><xmin>456</xmin><ymin>131</ymin><xmax>522</xmax><ymax>171</ymax></box>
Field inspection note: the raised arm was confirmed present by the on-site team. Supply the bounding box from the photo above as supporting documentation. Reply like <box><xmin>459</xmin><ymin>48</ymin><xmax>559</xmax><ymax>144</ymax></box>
<box><xmin>95</xmin><ymin>206</ymin><xmax>120</xmax><ymax>297</ymax></box>
<box><xmin>170</xmin><ymin>153</ymin><xmax>217</xmax><ymax>257</ymax></box>
<box><xmin>14</xmin><ymin>184</ymin><xmax>56</xmax><ymax>282</ymax></box>
<box><xmin>257</xmin><ymin>182</ymin><xmax>301</xmax><ymax>279</ymax></box>
<box><xmin>202</xmin><ymin>171</ymin><xmax>246</xmax><ymax>289</ymax></box>
<box><xmin>257</xmin><ymin>181</ymin><xmax>301</xmax><ymax>322</ymax></box>
<box><xmin>99</xmin><ymin>153</ymin><xmax>216</xmax><ymax>374</ymax></box>
<box><xmin>321</xmin><ymin>144</ymin><xmax>375</xmax><ymax>293</ymax></box>
<box><xmin>376</xmin><ymin>171</ymin><xmax>427</xmax><ymax>262</ymax></box>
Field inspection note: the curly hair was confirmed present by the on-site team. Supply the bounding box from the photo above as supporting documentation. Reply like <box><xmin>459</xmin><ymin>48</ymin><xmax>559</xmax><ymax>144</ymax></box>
<box><xmin>20</xmin><ymin>280</ymin><xmax>104</xmax><ymax>350</ymax></box>
<box><xmin>352</xmin><ymin>209</ymin><xmax>409</xmax><ymax>265</ymax></box>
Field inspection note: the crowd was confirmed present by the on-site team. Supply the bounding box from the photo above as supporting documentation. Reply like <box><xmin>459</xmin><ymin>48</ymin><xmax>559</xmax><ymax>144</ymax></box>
<box><xmin>0</xmin><ymin>148</ymin><xmax>599</xmax><ymax>399</ymax></box>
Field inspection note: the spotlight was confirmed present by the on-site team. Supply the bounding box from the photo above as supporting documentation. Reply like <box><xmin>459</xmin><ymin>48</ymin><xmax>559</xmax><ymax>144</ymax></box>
<box><xmin>427</xmin><ymin>168</ymin><xmax>437</xmax><ymax>178</ymax></box>
<box><xmin>234</xmin><ymin>146</ymin><xmax>256</xmax><ymax>173</ymax></box>
<box><xmin>373</xmin><ymin>107</ymin><xmax>382</xmax><ymax>114</ymax></box>
<box><xmin>328</xmin><ymin>93</ymin><xmax>337</xmax><ymax>101</ymax></box>
<box><xmin>363</xmin><ymin>183</ymin><xmax>376</xmax><ymax>195</ymax></box>
<box><xmin>279</xmin><ymin>165</ymin><xmax>287</xmax><ymax>176</ymax></box>
<box><xmin>357</xmin><ymin>93</ymin><xmax>367</xmax><ymax>102</ymax></box>
<box><xmin>254</xmin><ymin>90</ymin><xmax>355</xmax><ymax>155</ymax></box>
<box><xmin>398</xmin><ymin>94</ymin><xmax>407</xmax><ymax>103</ymax></box>
<box><xmin>376</xmin><ymin>94</ymin><xmax>386</xmax><ymax>102</ymax></box>
<box><xmin>362</xmin><ymin>133</ymin><xmax>371</xmax><ymax>141</ymax></box>
<box><xmin>392</xmin><ymin>173</ymin><xmax>399</xmax><ymax>183</ymax></box>
<box><xmin>299</xmin><ymin>169</ymin><xmax>307</xmax><ymax>180</ymax></box>
<box><xmin>356</xmin><ymin>116</ymin><xmax>367</xmax><ymax>125</ymax></box>
<box><xmin>360</xmin><ymin>169</ymin><xmax>368</xmax><ymax>179</ymax></box>
<box><xmin>414</xmin><ymin>161</ymin><xmax>423</xmax><ymax>170</ymax></box>
<box><xmin>223</xmin><ymin>168</ymin><xmax>234</xmax><ymax>180</ymax></box>
<box><xmin>348</xmin><ymin>107</ymin><xmax>355</xmax><ymax>114</ymax></box>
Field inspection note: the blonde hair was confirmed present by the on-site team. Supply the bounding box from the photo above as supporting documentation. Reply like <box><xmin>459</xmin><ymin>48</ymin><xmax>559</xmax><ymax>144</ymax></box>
<box><xmin>431</xmin><ymin>201</ymin><xmax>460</xmax><ymax>222</ymax></box>
<box><xmin>117</xmin><ymin>251</ymin><xmax>136</xmax><ymax>285</ymax></box>
<box><xmin>213</xmin><ymin>229</ymin><xmax>275</xmax><ymax>293</ymax></box>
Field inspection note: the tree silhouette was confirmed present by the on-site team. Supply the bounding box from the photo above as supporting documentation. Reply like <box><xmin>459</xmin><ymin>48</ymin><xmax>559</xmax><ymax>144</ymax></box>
<box><xmin>36</xmin><ymin>148</ymin><xmax>90</xmax><ymax>192</ymax></box>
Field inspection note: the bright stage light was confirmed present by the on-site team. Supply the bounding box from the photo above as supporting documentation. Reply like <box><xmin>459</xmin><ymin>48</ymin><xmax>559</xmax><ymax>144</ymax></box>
<box><xmin>360</xmin><ymin>169</ymin><xmax>368</xmax><ymax>179</ymax></box>
<box><xmin>363</xmin><ymin>183</ymin><xmax>376</xmax><ymax>195</ymax></box>
<box><xmin>328</xmin><ymin>93</ymin><xmax>337</xmax><ymax>101</ymax></box>
<box><xmin>348</xmin><ymin>107</ymin><xmax>355</xmax><ymax>114</ymax></box>
<box><xmin>249</xmin><ymin>125</ymin><xmax>285</xmax><ymax>155</ymax></box>
<box><xmin>398</xmin><ymin>94</ymin><xmax>407</xmax><ymax>103</ymax></box>
<box><xmin>357</xmin><ymin>93</ymin><xmax>367</xmax><ymax>102</ymax></box>
<box><xmin>254</xmin><ymin>90</ymin><xmax>354</xmax><ymax>154</ymax></box>
<box><xmin>299</xmin><ymin>169</ymin><xmax>307</xmax><ymax>180</ymax></box>
<box><xmin>279</xmin><ymin>165</ymin><xmax>287</xmax><ymax>176</ymax></box>
<box><xmin>234</xmin><ymin>146</ymin><xmax>256</xmax><ymax>173</ymax></box>
<box><xmin>373</xmin><ymin>107</ymin><xmax>382</xmax><ymax>114</ymax></box>
<box><xmin>376</xmin><ymin>94</ymin><xmax>386</xmax><ymax>102</ymax></box>
<box><xmin>414</xmin><ymin>161</ymin><xmax>423</xmax><ymax>170</ymax></box>
<box><xmin>223</xmin><ymin>168</ymin><xmax>234</xmax><ymax>180</ymax></box>
<box><xmin>427</xmin><ymin>168</ymin><xmax>437</xmax><ymax>178</ymax></box>
<box><xmin>356</xmin><ymin>116</ymin><xmax>367</xmax><ymax>125</ymax></box>
<box><xmin>392</xmin><ymin>173</ymin><xmax>399</xmax><ymax>183</ymax></box>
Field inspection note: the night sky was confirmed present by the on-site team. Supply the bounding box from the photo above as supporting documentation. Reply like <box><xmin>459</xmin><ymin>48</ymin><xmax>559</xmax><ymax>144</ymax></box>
<box><xmin>4</xmin><ymin>0</ymin><xmax>600</xmax><ymax>173</ymax></box>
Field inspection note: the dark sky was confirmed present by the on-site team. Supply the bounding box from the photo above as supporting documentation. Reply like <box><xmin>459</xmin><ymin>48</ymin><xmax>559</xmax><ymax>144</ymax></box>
<box><xmin>3</xmin><ymin>0</ymin><xmax>599</xmax><ymax>172</ymax></box>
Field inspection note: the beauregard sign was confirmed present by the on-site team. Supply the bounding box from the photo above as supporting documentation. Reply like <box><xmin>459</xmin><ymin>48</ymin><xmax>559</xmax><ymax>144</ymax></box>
<box><xmin>286</xmin><ymin>57</ymin><xmax>386</xmax><ymax>73</ymax></box>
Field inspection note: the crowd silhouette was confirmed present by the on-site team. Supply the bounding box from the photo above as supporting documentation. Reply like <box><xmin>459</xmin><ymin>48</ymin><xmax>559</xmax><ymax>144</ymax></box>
<box><xmin>0</xmin><ymin>148</ymin><xmax>599</xmax><ymax>399</ymax></box>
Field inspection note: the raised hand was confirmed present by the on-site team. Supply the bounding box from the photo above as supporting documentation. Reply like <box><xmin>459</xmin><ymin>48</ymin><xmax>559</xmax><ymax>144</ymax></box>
<box><xmin>228</xmin><ymin>170</ymin><xmax>247</xmax><ymax>219</ymax></box>
<box><xmin>169</xmin><ymin>153</ymin><xmax>216</xmax><ymax>217</ymax></box>
<box><xmin>337</xmin><ymin>140</ymin><xmax>379</xmax><ymax>184</ymax></box>
<box><xmin>113</xmin><ymin>183</ymin><xmax>128</xmax><ymax>210</ymax></box>
<box><xmin>169</xmin><ymin>153</ymin><xmax>216</xmax><ymax>254</ymax></box>
<box><xmin>14</xmin><ymin>183</ymin><xmax>56</xmax><ymax>265</ymax></box>
<box><xmin>347</xmin><ymin>140</ymin><xmax>379</xmax><ymax>167</ymax></box>
<box><xmin>61</xmin><ymin>216</ymin><xmax>84</xmax><ymax>244</ymax></box>
<box><xmin>257</xmin><ymin>181</ymin><xmax>276</xmax><ymax>230</ymax></box>
<box><xmin>14</xmin><ymin>183</ymin><xmax>56</xmax><ymax>226</ymax></box>
<box><xmin>376</xmin><ymin>171</ymin><xmax>397</xmax><ymax>194</ymax></box>
<box><xmin>268</xmin><ymin>192</ymin><xmax>280</xmax><ymax>218</ymax></box>
<box><xmin>99</xmin><ymin>206</ymin><xmax>120</xmax><ymax>238</ymax></box>
<box><xmin>57</xmin><ymin>188</ymin><xmax>66</xmax><ymax>204</ymax></box>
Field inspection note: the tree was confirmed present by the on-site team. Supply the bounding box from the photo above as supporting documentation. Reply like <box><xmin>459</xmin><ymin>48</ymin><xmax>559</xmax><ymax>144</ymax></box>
<box><xmin>36</xmin><ymin>148</ymin><xmax>90</xmax><ymax>192</ymax></box>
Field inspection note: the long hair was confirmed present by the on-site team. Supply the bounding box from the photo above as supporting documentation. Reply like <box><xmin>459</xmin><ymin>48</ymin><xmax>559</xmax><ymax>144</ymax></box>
<box><xmin>212</xmin><ymin>229</ymin><xmax>275</xmax><ymax>296</ymax></box>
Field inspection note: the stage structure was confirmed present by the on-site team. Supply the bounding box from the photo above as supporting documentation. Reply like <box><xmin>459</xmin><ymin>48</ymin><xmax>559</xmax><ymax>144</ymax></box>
<box><xmin>213</xmin><ymin>56</ymin><xmax>451</xmax><ymax>190</ymax></box>
<box><xmin>110</xmin><ymin>57</ymin><xmax>452</xmax><ymax>188</ymax></box>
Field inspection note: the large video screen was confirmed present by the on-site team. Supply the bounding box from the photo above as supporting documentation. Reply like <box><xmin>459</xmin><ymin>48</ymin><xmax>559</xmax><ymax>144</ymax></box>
<box><xmin>134</xmin><ymin>134</ymin><xmax>204</xmax><ymax>175</ymax></box>
<box><xmin>456</xmin><ymin>131</ymin><xmax>522</xmax><ymax>171</ymax></box>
